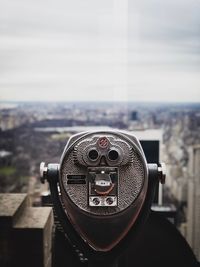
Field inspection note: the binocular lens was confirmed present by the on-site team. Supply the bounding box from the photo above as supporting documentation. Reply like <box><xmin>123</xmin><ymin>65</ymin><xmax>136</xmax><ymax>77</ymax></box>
<box><xmin>88</xmin><ymin>149</ymin><xmax>99</xmax><ymax>160</ymax></box>
<box><xmin>108</xmin><ymin>150</ymin><xmax>119</xmax><ymax>161</ymax></box>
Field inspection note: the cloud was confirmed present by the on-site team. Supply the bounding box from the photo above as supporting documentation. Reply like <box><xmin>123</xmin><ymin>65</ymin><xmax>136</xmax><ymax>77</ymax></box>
<box><xmin>0</xmin><ymin>0</ymin><xmax>199</xmax><ymax>102</ymax></box>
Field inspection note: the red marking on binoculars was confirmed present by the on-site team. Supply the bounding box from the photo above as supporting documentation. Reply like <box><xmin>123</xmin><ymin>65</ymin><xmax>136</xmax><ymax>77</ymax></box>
<box><xmin>98</xmin><ymin>137</ymin><xmax>109</xmax><ymax>148</ymax></box>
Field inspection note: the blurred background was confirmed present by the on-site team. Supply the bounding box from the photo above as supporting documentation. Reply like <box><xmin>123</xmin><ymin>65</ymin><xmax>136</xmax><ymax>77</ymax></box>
<box><xmin>0</xmin><ymin>0</ymin><xmax>200</xmax><ymax>261</ymax></box>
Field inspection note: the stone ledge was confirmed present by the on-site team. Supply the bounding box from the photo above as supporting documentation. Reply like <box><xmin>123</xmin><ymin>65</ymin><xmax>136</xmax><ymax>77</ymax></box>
<box><xmin>0</xmin><ymin>193</ymin><xmax>28</xmax><ymax>228</ymax></box>
<box><xmin>0</xmin><ymin>193</ymin><xmax>54</xmax><ymax>267</ymax></box>
<box><xmin>14</xmin><ymin>207</ymin><xmax>53</xmax><ymax>229</ymax></box>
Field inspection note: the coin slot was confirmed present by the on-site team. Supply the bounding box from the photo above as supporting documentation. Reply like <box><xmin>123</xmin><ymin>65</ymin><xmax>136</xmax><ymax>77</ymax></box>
<box><xmin>67</xmin><ymin>175</ymin><xmax>86</xmax><ymax>184</ymax></box>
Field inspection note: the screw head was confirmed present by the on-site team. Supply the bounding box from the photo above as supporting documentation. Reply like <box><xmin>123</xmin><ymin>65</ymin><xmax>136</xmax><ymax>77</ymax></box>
<box><xmin>106</xmin><ymin>197</ymin><xmax>114</xmax><ymax>205</ymax></box>
<box><xmin>93</xmin><ymin>197</ymin><xmax>100</xmax><ymax>205</ymax></box>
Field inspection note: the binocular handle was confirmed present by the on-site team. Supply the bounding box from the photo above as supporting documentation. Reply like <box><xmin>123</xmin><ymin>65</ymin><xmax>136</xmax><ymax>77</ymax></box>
<box><xmin>40</xmin><ymin>162</ymin><xmax>166</xmax><ymax>185</ymax></box>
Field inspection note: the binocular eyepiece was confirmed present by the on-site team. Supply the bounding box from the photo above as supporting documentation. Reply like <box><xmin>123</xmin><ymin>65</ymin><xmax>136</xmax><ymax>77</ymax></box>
<box><xmin>40</xmin><ymin>130</ymin><xmax>166</xmax><ymax>257</ymax></box>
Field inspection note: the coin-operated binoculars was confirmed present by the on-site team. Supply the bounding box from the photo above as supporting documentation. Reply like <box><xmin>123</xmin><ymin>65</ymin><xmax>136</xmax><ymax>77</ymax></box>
<box><xmin>40</xmin><ymin>131</ymin><xmax>166</xmax><ymax>267</ymax></box>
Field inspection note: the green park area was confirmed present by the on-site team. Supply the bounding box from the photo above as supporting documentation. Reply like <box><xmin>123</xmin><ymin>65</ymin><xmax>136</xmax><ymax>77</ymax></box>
<box><xmin>0</xmin><ymin>166</ymin><xmax>16</xmax><ymax>176</ymax></box>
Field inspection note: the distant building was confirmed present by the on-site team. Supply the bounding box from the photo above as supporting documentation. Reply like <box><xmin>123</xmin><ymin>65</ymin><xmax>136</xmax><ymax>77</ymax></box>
<box><xmin>130</xmin><ymin>111</ymin><xmax>138</xmax><ymax>121</ymax></box>
<box><xmin>187</xmin><ymin>145</ymin><xmax>200</xmax><ymax>261</ymax></box>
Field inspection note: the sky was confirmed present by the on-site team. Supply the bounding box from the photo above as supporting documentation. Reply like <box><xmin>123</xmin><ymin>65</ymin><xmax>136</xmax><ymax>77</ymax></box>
<box><xmin>0</xmin><ymin>0</ymin><xmax>200</xmax><ymax>102</ymax></box>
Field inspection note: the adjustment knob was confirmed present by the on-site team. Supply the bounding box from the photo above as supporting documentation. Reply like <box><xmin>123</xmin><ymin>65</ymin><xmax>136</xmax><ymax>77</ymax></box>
<box><xmin>40</xmin><ymin>162</ymin><xmax>47</xmax><ymax>184</ymax></box>
<box><xmin>158</xmin><ymin>163</ymin><xmax>166</xmax><ymax>184</ymax></box>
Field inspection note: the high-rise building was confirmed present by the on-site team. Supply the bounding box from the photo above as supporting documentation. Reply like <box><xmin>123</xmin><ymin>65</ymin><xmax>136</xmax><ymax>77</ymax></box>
<box><xmin>187</xmin><ymin>145</ymin><xmax>200</xmax><ymax>261</ymax></box>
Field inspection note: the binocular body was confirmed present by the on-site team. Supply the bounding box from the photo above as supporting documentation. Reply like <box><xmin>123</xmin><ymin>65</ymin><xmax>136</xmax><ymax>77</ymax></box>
<box><xmin>59</xmin><ymin>131</ymin><xmax>148</xmax><ymax>251</ymax></box>
<box><xmin>40</xmin><ymin>130</ymin><xmax>166</xmax><ymax>261</ymax></box>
